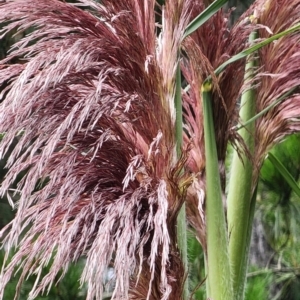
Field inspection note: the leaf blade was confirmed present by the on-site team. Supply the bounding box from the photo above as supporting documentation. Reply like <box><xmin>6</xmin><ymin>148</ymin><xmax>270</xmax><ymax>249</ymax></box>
<box><xmin>183</xmin><ymin>0</ymin><xmax>228</xmax><ymax>38</ymax></box>
<box><xmin>267</xmin><ymin>152</ymin><xmax>300</xmax><ymax>198</ymax></box>
<box><xmin>213</xmin><ymin>23</ymin><xmax>300</xmax><ymax>77</ymax></box>
<box><xmin>234</xmin><ymin>86</ymin><xmax>299</xmax><ymax>131</ymax></box>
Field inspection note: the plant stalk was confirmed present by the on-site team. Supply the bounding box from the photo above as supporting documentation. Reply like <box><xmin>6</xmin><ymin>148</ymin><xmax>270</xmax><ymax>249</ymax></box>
<box><xmin>175</xmin><ymin>63</ymin><xmax>189</xmax><ymax>300</ymax></box>
<box><xmin>202</xmin><ymin>81</ymin><xmax>232</xmax><ymax>300</ymax></box>
<box><xmin>227</xmin><ymin>31</ymin><xmax>258</xmax><ymax>300</ymax></box>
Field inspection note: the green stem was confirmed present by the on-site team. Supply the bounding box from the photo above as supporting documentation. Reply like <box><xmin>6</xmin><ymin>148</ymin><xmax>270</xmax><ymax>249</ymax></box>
<box><xmin>204</xmin><ymin>252</ymin><xmax>210</xmax><ymax>298</ymax></box>
<box><xmin>202</xmin><ymin>82</ymin><xmax>232</xmax><ymax>300</ymax></box>
<box><xmin>227</xmin><ymin>31</ymin><xmax>258</xmax><ymax>300</ymax></box>
<box><xmin>175</xmin><ymin>63</ymin><xmax>189</xmax><ymax>300</ymax></box>
<box><xmin>245</xmin><ymin>185</ymin><xmax>258</xmax><ymax>259</ymax></box>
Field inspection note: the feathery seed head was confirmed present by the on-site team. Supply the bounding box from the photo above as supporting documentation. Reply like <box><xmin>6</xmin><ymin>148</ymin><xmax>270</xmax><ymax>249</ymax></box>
<box><xmin>0</xmin><ymin>0</ymin><xmax>193</xmax><ymax>299</ymax></box>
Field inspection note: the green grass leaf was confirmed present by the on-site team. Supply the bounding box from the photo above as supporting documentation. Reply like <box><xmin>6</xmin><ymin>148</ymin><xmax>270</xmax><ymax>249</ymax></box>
<box><xmin>212</xmin><ymin>23</ymin><xmax>300</xmax><ymax>78</ymax></box>
<box><xmin>183</xmin><ymin>0</ymin><xmax>228</xmax><ymax>38</ymax></box>
<box><xmin>234</xmin><ymin>86</ymin><xmax>299</xmax><ymax>131</ymax></box>
<box><xmin>267</xmin><ymin>152</ymin><xmax>300</xmax><ymax>198</ymax></box>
